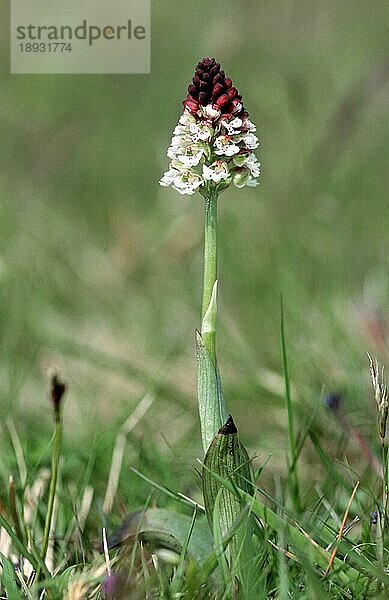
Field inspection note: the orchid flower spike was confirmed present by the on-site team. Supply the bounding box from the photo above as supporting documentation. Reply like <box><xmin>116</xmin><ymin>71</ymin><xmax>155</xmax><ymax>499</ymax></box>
<box><xmin>160</xmin><ymin>57</ymin><xmax>260</xmax><ymax>196</ymax></box>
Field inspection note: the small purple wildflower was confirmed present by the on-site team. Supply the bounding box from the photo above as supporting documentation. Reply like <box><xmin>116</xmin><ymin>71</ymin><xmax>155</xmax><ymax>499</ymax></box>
<box><xmin>103</xmin><ymin>572</ymin><xmax>128</xmax><ymax>598</ymax></box>
<box><xmin>324</xmin><ymin>392</ymin><xmax>342</xmax><ymax>412</ymax></box>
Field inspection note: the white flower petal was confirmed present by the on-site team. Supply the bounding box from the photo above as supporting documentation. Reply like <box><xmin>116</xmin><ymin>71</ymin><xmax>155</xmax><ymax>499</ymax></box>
<box><xmin>243</xmin><ymin>133</ymin><xmax>259</xmax><ymax>150</ymax></box>
<box><xmin>172</xmin><ymin>170</ymin><xmax>204</xmax><ymax>195</ymax></box>
<box><xmin>160</xmin><ymin>107</ymin><xmax>260</xmax><ymax>195</ymax></box>
<box><xmin>179</xmin><ymin>113</ymin><xmax>196</xmax><ymax>127</ymax></box>
<box><xmin>202</xmin><ymin>161</ymin><xmax>229</xmax><ymax>183</ymax></box>
<box><xmin>202</xmin><ymin>104</ymin><xmax>221</xmax><ymax>120</ymax></box>
<box><xmin>220</xmin><ymin>117</ymin><xmax>243</xmax><ymax>135</ymax></box>
<box><xmin>167</xmin><ymin>147</ymin><xmax>178</xmax><ymax>159</ymax></box>
<box><xmin>243</xmin><ymin>118</ymin><xmax>256</xmax><ymax>132</ymax></box>
<box><xmin>202</xmin><ymin>164</ymin><xmax>214</xmax><ymax>181</ymax></box>
<box><xmin>189</xmin><ymin>123</ymin><xmax>212</xmax><ymax>142</ymax></box>
<box><xmin>231</xmin><ymin>101</ymin><xmax>242</xmax><ymax>114</ymax></box>
<box><xmin>246</xmin><ymin>177</ymin><xmax>259</xmax><ymax>187</ymax></box>
<box><xmin>216</xmin><ymin>144</ymin><xmax>240</xmax><ymax>156</ymax></box>
<box><xmin>159</xmin><ymin>168</ymin><xmax>180</xmax><ymax>187</ymax></box>
<box><xmin>171</xmin><ymin>135</ymin><xmax>183</xmax><ymax>148</ymax></box>
<box><xmin>214</xmin><ymin>135</ymin><xmax>240</xmax><ymax>156</ymax></box>
<box><xmin>173</xmin><ymin>124</ymin><xmax>185</xmax><ymax>135</ymax></box>
<box><xmin>176</xmin><ymin>149</ymin><xmax>204</xmax><ymax>167</ymax></box>
<box><xmin>246</xmin><ymin>154</ymin><xmax>261</xmax><ymax>177</ymax></box>
<box><xmin>230</xmin><ymin>117</ymin><xmax>242</xmax><ymax>128</ymax></box>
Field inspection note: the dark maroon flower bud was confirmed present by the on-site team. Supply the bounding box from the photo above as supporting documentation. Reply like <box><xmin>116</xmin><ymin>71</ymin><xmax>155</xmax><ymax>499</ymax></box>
<box><xmin>182</xmin><ymin>58</ymin><xmax>245</xmax><ymax>116</ymax></box>
<box><xmin>227</xmin><ymin>87</ymin><xmax>238</xmax><ymax>99</ymax></box>
<box><xmin>215</xmin><ymin>93</ymin><xmax>230</xmax><ymax>108</ymax></box>
<box><xmin>212</xmin><ymin>83</ymin><xmax>224</xmax><ymax>98</ymax></box>
<box><xmin>183</xmin><ymin>97</ymin><xmax>199</xmax><ymax>112</ymax></box>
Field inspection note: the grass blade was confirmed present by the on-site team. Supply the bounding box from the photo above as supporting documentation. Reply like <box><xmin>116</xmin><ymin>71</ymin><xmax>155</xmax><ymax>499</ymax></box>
<box><xmin>0</xmin><ymin>513</ymin><xmax>50</xmax><ymax>580</ymax></box>
<box><xmin>170</xmin><ymin>508</ymin><xmax>198</xmax><ymax>594</ymax></box>
<box><xmin>280</xmin><ymin>296</ymin><xmax>300</xmax><ymax>511</ymax></box>
<box><xmin>0</xmin><ymin>553</ymin><xmax>22</xmax><ymax>600</ymax></box>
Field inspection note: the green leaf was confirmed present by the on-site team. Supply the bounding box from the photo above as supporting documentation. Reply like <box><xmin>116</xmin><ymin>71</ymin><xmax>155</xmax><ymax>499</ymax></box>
<box><xmin>202</xmin><ymin>415</ymin><xmax>254</xmax><ymax>532</ymax></box>
<box><xmin>106</xmin><ymin>508</ymin><xmax>213</xmax><ymax>565</ymax></box>
<box><xmin>196</xmin><ymin>330</ymin><xmax>228</xmax><ymax>453</ymax></box>
<box><xmin>202</xmin><ymin>415</ymin><xmax>254</xmax><ymax>574</ymax></box>
<box><xmin>212</xmin><ymin>489</ymin><xmax>233</xmax><ymax>588</ymax></box>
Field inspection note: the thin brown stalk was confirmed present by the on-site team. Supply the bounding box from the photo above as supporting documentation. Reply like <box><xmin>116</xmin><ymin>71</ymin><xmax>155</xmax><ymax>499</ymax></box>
<box><xmin>325</xmin><ymin>480</ymin><xmax>359</xmax><ymax>575</ymax></box>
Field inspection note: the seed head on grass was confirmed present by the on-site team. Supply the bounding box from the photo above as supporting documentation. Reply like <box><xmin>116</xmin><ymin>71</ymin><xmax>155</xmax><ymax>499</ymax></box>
<box><xmin>160</xmin><ymin>57</ymin><xmax>260</xmax><ymax>195</ymax></box>
<box><xmin>49</xmin><ymin>370</ymin><xmax>66</xmax><ymax>423</ymax></box>
<box><xmin>37</xmin><ymin>370</ymin><xmax>66</xmax><ymax>582</ymax></box>
<box><xmin>368</xmin><ymin>353</ymin><xmax>388</xmax><ymax>440</ymax></box>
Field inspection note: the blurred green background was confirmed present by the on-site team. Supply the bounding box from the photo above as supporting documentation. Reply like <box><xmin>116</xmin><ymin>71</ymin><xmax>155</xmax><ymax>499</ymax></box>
<box><xmin>0</xmin><ymin>1</ymin><xmax>388</xmax><ymax>494</ymax></box>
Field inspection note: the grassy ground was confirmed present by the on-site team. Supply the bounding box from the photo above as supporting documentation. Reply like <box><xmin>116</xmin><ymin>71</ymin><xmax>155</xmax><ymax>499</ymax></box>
<box><xmin>0</xmin><ymin>1</ymin><xmax>388</xmax><ymax>597</ymax></box>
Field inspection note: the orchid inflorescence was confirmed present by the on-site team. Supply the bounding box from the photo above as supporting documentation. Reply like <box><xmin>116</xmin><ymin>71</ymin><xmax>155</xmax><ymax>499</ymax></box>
<box><xmin>160</xmin><ymin>57</ymin><xmax>260</xmax><ymax>195</ymax></box>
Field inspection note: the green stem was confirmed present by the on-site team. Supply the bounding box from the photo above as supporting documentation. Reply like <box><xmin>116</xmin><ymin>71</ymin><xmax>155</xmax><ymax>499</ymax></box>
<box><xmin>201</xmin><ymin>187</ymin><xmax>218</xmax><ymax>365</ymax></box>
<box><xmin>37</xmin><ymin>416</ymin><xmax>62</xmax><ymax>580</ymax></box>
